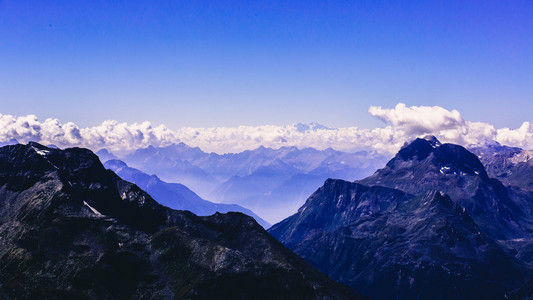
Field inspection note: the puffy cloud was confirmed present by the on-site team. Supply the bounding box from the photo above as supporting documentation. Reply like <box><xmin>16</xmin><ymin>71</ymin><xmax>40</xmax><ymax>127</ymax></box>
<box><xmin>0</xmin><ymin>104</ymin><xmax>531</xmax><ymax>155</ymax></box>
<box><xmin>496</xmin><ymin>122</ymin><xmax>533</xmax><ymax>149</ymax></box>
<box><xmin>368</xmin><ymin>103</ymin><xmax>531</xmax><ymax>149</ymax></box>
<box><xmin>78</xmin><ymin>120</ymin><xmax>178</xmax><ymax>152</ymax></box>
<box><xmin>369</xmin><ymin>103</ymin><xmax>465</xmax><ymax>135</ymax></box>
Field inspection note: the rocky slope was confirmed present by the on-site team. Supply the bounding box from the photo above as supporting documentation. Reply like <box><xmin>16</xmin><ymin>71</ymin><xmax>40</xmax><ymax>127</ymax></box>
<box><xmin>269</xmin><ymin>137</ymin><xmax>533</xmax><ymax>299</ymax></box>
<box><xmin>358</xmin><ymin>136</ymin><xmax>533</xmax><ymax>240</ymax></box>
<box><xmin>269</xmin><ymin>179</ymin><xmax>529</xmax><ymax>299</ymax></box>
<box><xmin>0</xmin><ymin>142</ymin><xmax>361</xmax><ymax>299</ymax></box>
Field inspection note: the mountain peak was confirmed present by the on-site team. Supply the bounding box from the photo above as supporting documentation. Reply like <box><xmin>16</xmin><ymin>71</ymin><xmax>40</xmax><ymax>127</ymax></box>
<box><xmin>396</xmin><ymin>137</ymin><xmax>439</xmax><ymax>162</ymax></box>
<box><xmin>422</xmin><ymin>135</ymin><xmax>441</xmax><ymax>147</ymax></box>
<box><xmin>0</xmin><ymin>142</ymin><xmax>362</xmax><ymax>299</ymax></box>
<box><xmin>294</xmin><ymin>122</ymin><xmax>333</xmax><ymax>132</ymax></box>
<box><xmin>393</xmin><ymin>137</ymin><xmax>485</xmax><ymax>176</ymax></box>
<box><xmin>96</xmin><ymin>148</ymin><xmax>118</xmax><ymax>162</ymax></box>
<box><xmin>104</xmin><ymin>159</ymin><xmax>128</xmax><ymax>170</ymax></box>
<box><xmin>357</xmin><ymin>138</ymin><xmax>533</xmax><ymax>241</ymax></box>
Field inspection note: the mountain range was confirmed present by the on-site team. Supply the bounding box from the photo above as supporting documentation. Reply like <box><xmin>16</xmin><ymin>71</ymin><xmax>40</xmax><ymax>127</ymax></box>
<box><xmin>0</xmin><ymin>142</ymin><xmax>361</xmax><ymax>299</ymax></box>
<box><xmin>469</xmin><ymin>142</ymin><xmax>533</xmax><ymax>192</ymax></box>
<box><xmin>100</xmin><ymin>143</ymin><xmax>389</xmax><ymax>223</ymax></box>
<box><xmin>103</xmin><ymin>159</ymin><xmax>270</xmax><ymax>228</ymax></box>
<box><xmin>269</xmin><ymin>136</ymin><xmax>533</xmax><ymax>299</ymax></box>
<box><xmin>3</xmin><ymin>137</ymin><xmax>533</xmax><ymax>299</ymax></box>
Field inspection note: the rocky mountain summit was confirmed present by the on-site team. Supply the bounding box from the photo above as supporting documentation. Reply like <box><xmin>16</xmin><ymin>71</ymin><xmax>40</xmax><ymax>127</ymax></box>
<box><xmin>358</xmin><ymin>136</ymin><xmax>533</xmax><ymax>240</ymax></box>
<box><xmin>269</xmin><ymin>136</ymin><xmax>533</xmax><ymax>299</ymax></box>
<box><xmin>0</xmin><ymin>142</ymin><xmax>361</xmax><ymax>299</ymax></box>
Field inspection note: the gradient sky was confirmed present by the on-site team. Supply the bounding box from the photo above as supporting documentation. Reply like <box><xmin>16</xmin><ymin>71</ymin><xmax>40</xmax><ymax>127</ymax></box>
<box><xmin>1</xmin><ymin>0</ymin><xmax>532</xmax><ymax>129</ymax></box>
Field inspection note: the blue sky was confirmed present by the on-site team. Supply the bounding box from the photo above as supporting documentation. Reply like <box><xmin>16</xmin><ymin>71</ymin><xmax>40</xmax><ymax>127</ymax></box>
<box><xmin>1</xmin><ymin>0</ymin><xmax>532</xmax><ymax>129</ymax></box>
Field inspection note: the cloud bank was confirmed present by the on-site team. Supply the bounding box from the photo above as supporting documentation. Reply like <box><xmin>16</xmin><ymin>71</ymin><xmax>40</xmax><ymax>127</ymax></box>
<box><xmin>368</xmin><ymin>103</ymin><xmax>533</xmax><ymax>150</ymax></box>
<box><xmin>1</xmin><ymin>103</ymin><xmax>532</xmax><ymax>154</ymax></box>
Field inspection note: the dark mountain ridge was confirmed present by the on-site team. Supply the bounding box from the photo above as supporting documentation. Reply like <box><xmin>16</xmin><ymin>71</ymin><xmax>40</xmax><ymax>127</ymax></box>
<box><xmin>269</xmin><ymin>136</ymin><xmax>533</xmax><ymax>299</ymax></box>
<box><xmin>0</xmin><ymin>142</ymin><xmax>361</xmax><ymax>299</ymax></box>
<box><xmin>358</xmin><ymin>136</ymin><xmax>532</xmax><ymax>240</ymax></box>
<box><xmin>270</xmin><ymin>179</ymin><xmax>530</xmax><ymax>299</ymax></box>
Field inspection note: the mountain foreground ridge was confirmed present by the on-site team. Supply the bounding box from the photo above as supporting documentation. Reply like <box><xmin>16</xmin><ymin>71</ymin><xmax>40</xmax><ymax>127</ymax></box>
<box><xmin>0</xmin><ymin>142</ymin><xmax>361</xmax><ymax>299</ymax></box>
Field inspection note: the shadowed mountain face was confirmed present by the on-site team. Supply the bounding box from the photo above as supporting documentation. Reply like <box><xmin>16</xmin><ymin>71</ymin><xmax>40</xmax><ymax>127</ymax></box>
<box><xmin>269</xmin><ymin>137</ymin><xmax>533</xmax><ymax>300</ymax></box>
<box><xmin>104</xmin><ymin>159</ymin><xmax>270</xmax><ymax>228</ymax></box>
<box><xmin>0</xmin><ymin>143</ymin><xmax>362</xmax><ymax>299</ymax></box>
<box><xmin>358</xmin><ymin>136</ymin><xmax>532</xmax><ymax>240</ymax></box>
<box><xmin>269</xmin><ymin>180</ymin><xmax>529</xmax><ymax>299</ymax></box>
<box><xmin>113</xmin><ymin>143</ymin><xmax>388</xmax><ymax>223</ymax></box>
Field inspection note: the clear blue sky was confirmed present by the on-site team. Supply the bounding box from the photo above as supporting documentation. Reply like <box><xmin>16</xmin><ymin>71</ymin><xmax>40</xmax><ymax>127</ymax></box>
<box><xmin>1</xmin><ymin>0</ymin><xmax>532</xmax><ymax>129</ymax></box>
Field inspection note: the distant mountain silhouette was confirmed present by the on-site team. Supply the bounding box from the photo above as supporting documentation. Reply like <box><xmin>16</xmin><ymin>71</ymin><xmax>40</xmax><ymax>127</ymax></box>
<box><xmin>111</xmin><ymin>143</ymin><xmax>388</xmax><ymax>223</ymax></box>
<box><xmin>104</xmin><ymin>159</ymin><xmax>270</xmax><ymax>228</ymax></box>
<box><xmin>96</xmin><ymin>148</ymin><xmax>119</xmax><ymax>162</ymax></box>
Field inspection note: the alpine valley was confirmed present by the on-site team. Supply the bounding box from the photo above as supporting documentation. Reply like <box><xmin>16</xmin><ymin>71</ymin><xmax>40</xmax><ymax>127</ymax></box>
<box><xmin>4</xmin><ymin>0</ymin><xmax>532</xmax><ymax>298</ymax></box>
<box><xmin>1</xmin><ymin>136</ymin><xmax>533</xmax><ymax>299</ymax></box>
<box><xmin>103</xmin><ymin>159</ymin><xmax>271</xmax><ymax>228</ymax></box>
<box><xmin>98</xmin><ymin>143</ymin><xmax>388</xmax><ymax>224</ymax></box>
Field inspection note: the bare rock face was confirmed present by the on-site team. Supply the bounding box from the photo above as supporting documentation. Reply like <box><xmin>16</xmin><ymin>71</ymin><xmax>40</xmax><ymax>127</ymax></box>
<box><xmin>269</xmin><ymin>137</ymin><xmax>533</xmax><ymax>300</ymax></box>
<box><xmin>359</xmin><ymin>137</ymin><xmax>532</xmax><ymax>240</ymax></box>
<box><xmin>0</xmin><ymin>142</ymin><xmax>362</xmax><ymax>300</ymax></box>
<box><xmin>358</xmin><ymin>137</ymin><xmax>533</xmax><ymax>265</ymax></box>
<box><xmin>269</xmin><ymin>179</ymin><xmax>529</xmax><ymax>299</ymax></box>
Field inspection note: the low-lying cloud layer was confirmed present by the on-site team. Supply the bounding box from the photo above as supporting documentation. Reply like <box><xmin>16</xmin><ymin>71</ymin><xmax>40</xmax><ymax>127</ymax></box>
<box><xmin>1</xmin><ymin>103</ymin><xmax>532</xmax><ymax>154</ymax></box>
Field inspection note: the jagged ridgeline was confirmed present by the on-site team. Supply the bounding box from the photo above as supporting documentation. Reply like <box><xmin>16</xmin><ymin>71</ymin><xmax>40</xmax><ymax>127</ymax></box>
<box><xmin>0</xmin><ymin>142</ymin><xmax>363</xmax><ymax>299</ymax></box>
<box><xmin>269</xmin><ymin>136</ymin><xmax>533</xmax><ymax>300</ymax></box>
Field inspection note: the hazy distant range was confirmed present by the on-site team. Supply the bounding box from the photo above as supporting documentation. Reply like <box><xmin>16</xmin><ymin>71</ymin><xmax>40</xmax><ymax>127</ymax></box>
<box><xmin>97</xmin><ymin>143</ymin><xmax>389</xmax><ymax>223</ymax></box>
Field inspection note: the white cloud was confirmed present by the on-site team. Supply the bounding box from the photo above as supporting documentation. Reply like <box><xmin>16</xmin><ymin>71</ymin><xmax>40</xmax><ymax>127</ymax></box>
<box><xmin>367</xmin><ymin>103</ymin><xmax>530</xmax><ymax>149</ymax></box>
<box><xmin>496</xmin><ymin>122</ymin><xmax>533</xmax><ymax>149</ymax></box>
<box><xmin>0</xmin><ymin>104</ymin><xmax>531</xmax><ymax>155</ymax></box>
<box><xmin>368</xmin><ymin>103</ymin><xmax>465</xmax><ymax>135</ymax></box>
